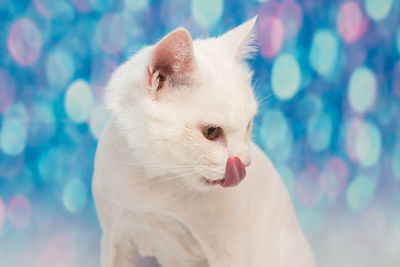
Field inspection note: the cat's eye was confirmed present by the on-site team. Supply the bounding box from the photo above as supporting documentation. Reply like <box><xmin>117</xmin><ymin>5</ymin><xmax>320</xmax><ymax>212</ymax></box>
<box><xmin>202</xmin><ymin>125</ymin><xmax>221</xmax><ymax>140</ymax></box>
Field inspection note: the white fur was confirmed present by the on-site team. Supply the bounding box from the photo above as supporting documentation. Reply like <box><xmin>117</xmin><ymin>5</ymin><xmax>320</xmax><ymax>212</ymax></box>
<box><xmin>93</xmin><ymin>17</ymin><xmax>315</xmax><ymax>267</ymax></box>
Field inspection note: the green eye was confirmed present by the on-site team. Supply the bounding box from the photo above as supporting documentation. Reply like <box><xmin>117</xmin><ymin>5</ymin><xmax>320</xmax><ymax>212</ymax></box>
<box><xmin>202</xmin><ymin>125</ymin><xmax>221</xmax><ymax>140</ymax></box>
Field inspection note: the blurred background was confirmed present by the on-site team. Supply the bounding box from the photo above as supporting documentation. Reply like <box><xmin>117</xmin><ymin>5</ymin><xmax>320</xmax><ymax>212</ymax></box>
<box><xmin>0</xmin><ymin>0</ymin><xmax>399</xmax><ymax>266</ymax></box>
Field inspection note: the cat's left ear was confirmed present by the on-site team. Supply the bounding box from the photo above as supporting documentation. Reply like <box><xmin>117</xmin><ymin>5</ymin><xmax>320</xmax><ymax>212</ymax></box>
<box><xmin>219</xmin><ymin>16</ymin><xmax>258</xmax><ymax>60</ymax></box>
<box><xmin>147</xmin><ymin>28</ymin><xmax>195</xmax><ymax>97</ymax></box>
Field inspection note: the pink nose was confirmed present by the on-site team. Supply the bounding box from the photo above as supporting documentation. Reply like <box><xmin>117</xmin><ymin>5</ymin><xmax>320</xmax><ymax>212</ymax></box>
<box><xmin>222</xmin><ymin>157</ymin><xmax>246</xmax><ymax>187</ymax></box>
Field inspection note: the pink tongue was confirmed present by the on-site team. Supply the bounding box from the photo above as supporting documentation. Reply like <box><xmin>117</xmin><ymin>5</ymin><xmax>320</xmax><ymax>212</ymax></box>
<box><xmin>222</xmin><ymin>157</ymin><xmax>246</xmax><ymax>187</ymax></box>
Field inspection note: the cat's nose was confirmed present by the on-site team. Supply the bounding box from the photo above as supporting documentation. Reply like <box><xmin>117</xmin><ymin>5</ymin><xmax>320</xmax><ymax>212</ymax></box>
<box><xmin>241</xmin><ymin>155</ymin><xmax>251</xmax><ymax>167</ymax></box>
<box><xmin>228</xmin><ymin>145</ymin><xmax>251</xmax><ymax>167</ymax></box>
<box><xmin>236</xmin><ymin>153</ymin><xmax>251</xmax><ymax>167</ymax></box>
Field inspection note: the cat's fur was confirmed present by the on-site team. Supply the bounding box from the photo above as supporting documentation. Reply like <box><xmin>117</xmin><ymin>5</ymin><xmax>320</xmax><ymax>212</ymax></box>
<box><xmin>92</xmin><ymin>17</ymin><xmax>315</xmax><ymax>267</ymax></box>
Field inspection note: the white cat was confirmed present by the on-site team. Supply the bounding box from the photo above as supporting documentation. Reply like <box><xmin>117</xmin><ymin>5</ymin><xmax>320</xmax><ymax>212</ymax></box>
<box><xmin>92</xmin><ymin>17</ymin><xmax>315</xmax><ymax>267</ymax></box>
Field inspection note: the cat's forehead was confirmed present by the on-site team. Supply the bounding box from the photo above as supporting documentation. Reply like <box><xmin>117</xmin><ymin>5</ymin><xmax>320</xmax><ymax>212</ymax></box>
<box><xmin>194</xmin><ymin>39</ymin><xmax>251</xmax><ymax>76</ymax></box>
<box><xmin>183</xmin><ymin>46</ymin><xmax>257</xmax><ymax>127</ymax></box>
<box><xmin>193</xmin><ymin>40</ymin><xmax>253</xmax><ymax>90</ymax></box>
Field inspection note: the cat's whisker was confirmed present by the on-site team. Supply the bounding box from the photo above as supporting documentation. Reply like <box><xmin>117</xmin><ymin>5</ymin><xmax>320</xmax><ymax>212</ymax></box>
<box><xmin>123</xmin><ymin>165</ymin><xmax>197</xmax><ymax>177</ymax></box>
<box><xmin>143</xmin><ymin>165</ymin><xmax>195</xmax><ymax>171</ymax></box>
<box><xmin>168</xmin><ymin>176</ymin><xmax>203</xmax><ymax>196</ymax></box>
<box><xmin>256</xmin><ymin>94</ymin><xmax>274</xmax><ymax>112</ymax></box>
<box><xmin>141</xmin><ymin>158</ymin><xmax>205</xmax><ymax>168</ymax></box>
<box><xmin>135</xmin><ymin>171</ymin><xmax>200</xmax><ymax>187</ymax></box>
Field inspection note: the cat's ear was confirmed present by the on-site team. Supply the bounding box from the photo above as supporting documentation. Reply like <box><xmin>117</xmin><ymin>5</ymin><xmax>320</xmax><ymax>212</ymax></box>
<box><xmin>147</xmin><ymin>28</ymin><xmax>195</xmax><ymax>96</ymax></box>
<box><xmin>219</xmin><ymin>16</ymin><xmax>258</xmax><ymax>60</ymax></box>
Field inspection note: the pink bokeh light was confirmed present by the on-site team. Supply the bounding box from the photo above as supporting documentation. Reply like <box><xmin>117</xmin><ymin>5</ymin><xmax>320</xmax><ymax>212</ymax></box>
<box><xmin>38</xmin><ymin>233</ymin><xmax>77</xmax><ymax>267</ymax></box>
<box><xmin>279</xmin><ymin>0</ymin><xmax>303</xmax><ymax>38</ymax></box>
<box><xmin>8</xmin><ymin>18</ymin><xmax>42</xmax><ymax>66</ymax></box>
<box><xmin>70</xmin><ymin>0</ymin><xmax>92</xmax><ymax>13</ymax></box>
<box><xmin>257</xmin><ymin>0</ymin><xmax>302</xmax><ymax>58</ymax></box>
<box><xmin>7</xmin><ymin>195</ymin><xmax>31</xmax><ymax>230</ymax></box>
<box><xmin>0</xmin><ymin>197</ymin><xmax>5</xmax><ymax>233</ymax></box>
<box><xmin>337</xmin><ymin>1</ymin><xmax>368</xmax><ymax>43</ymax></box>
<box><xmin>296</xmin><ymin>165</ymin><xmax>322</xmax><ymax>207</ymax></box>
<box><xmin>345</xmin><ymin>118</ymin><xmax>362</xmax><ymax>162</ymax></box>
<box><xmin>393</xmin><ymin>61</ymin><xmax>400</xmax><ymax>97</ymax></box>
<box><xmin>0</xmin><ymin>69</ymin><xmax>16</xmax><ymax>114</ymax></box>
<box><xmin>258</xmin><ymin>16</ymin><xmax>284</xmax><ymax>58</ymax></box>
<box><xmin>320</xmin><ymin>157</ymin><xmax>349</xmax><ymax>197</ymax></box>
<box><xmin>97</xmin><ymin>13</ymin><xmax>126</xmax><ymax>55</ymax></box>
<box><xmin>33</xmin><ymin>0</ymin><xmax>52</xmax><ymax>18</ymax></box>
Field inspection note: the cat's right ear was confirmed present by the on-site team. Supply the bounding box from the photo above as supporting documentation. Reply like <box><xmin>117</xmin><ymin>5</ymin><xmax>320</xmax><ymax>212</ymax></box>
<box><xmin>219</xmin><ymin>16</ymin><xmax>258</xmax><ymax>60</ymax></box>
<box><xmin>147</xmin><ymin>28</ymin><xmax>195</xmax><ymax>98</ymax></box>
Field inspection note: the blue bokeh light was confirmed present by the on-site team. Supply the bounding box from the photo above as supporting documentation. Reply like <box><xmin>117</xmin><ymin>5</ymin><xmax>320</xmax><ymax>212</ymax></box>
<box><xmin>88</xmin><ymin>0</ymin><xmax>113</xmax><ymax>13</ymax></box>
<box><xmin>354</xmin><ymin>121</ymin><xmax>382</xmax><ymax>167</ymax></box>
<box><xmin>191</xmin><ymin>0</ymin><xmax>223</xmax><ymax>28</ymax></box>
<box><xmin>271</xmin><ymin>54</ymin><xmax>301</xmax><ymax>100</ymax></box>
<box><xmin>296</xmin><ymin>94</ymin><xmax>323</xmax><ymax>119</ymax></box>
<box><xmin>89</xmin><ymin>103</ymin><xmax>110</xmax><ymax>140</ymax></box>
<box><xmin>0</xmin><ymin>104</ymin><xmax>28</xmax><ymax>156</ymax></box>
<box><xmin>0</xmin><ymin>118</ymin><xmax>27</xmax><ymax>156</ymax></box>
<box><xmin>46</xmin><ymin>49</ymin><xmax>75</xmax><ymax>90</ymax></box>
<box><xmin>63</xmin><ymin>178</ymin><xmax>88</xmax><ymax>213</ymax></box>
<box><xmin>397</xmin><ymin>28</ymin><xmax>400</xmax><ymax>55</ymax></box>
<box><xmin>259</xmin><ymin>109</ymin><xmax>293</xmax><ymax>162</ymax></box>
<box><xmin>392</xmin><ymin>142</ymin><xmax>400</xmax><ymax>180</ymax></box>
<box><xmin>309</xmin><ymin>30</ymin><xmax>339</xmax><ymax>78</ymax></box>
<box><xmin>27</xmin><ymin>102</ymin><xmax>56</xmax><ymax>146</ymax></box>
<box><xmin>307</xmin><ymin>113</ymin><xmax>333</xmax><ymax>151</ymax></box>
<box><xmin>123</xmin><ymin>0</ymin><xmax>149</xmax><ymax>12</ymax></box>
<box><xmin>346</xmin><ymin>175</ymin><xmax>376</xmax><ymax>211</ymax></box>
<box><xmin>365</xmin><ymin>0</ymin><xmax>393</xmax><ymax>21</ymax></box>
<box><xmin>64</xmin><ymin>79</ymin><xmax>94</xmax><ymax>123</ymax></box>
<box><xmin>348</xmin><ymin>67</ymin><xmax>377</xmax><ymax>113</ymax></box>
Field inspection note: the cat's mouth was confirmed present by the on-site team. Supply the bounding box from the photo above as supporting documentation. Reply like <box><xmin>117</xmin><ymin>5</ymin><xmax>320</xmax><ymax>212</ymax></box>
<box><xmin>201</xmin><ymin>157</ymin><xmax>246</xmax><ymax>188</ymax></box>
<box><xmin>202</xmin><ymin>177</ymin><xmax>225</xmax><ymax>186</ymax></box>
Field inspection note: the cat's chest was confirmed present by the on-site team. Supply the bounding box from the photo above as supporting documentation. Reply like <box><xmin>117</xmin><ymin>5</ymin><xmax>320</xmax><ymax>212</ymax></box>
<box><xmin>131</xmin><ymin>211</ymin><xmax>206</xmax><ymax>266</ymax></box>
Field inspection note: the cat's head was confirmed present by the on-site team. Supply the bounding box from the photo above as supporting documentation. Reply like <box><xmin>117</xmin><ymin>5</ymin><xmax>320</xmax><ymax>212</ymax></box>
<box><xmin>106</xmin><ymin>17</ymin><xmax>258</xmax><ymax>192</ymax></box>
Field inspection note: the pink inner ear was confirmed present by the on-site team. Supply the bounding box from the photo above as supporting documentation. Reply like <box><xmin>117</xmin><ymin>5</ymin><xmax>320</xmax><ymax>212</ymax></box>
<box><xmin>149</xmin><ymin>28</ymin><xmax>195</xmax><ymax>87</ymax></box>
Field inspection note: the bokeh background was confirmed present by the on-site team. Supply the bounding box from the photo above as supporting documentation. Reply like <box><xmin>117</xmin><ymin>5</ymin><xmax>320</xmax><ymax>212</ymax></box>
<box><xmin>0</xmin><ymin>0</ymin><xmax>399</xmax><ymax>266</ymax></box>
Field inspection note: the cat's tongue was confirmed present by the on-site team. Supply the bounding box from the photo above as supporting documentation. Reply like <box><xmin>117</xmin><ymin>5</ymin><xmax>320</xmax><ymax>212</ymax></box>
<box><xmin>222</xmin><ymin>157</ymin><xmax>246</xmax><ymax>187</ymax></box>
